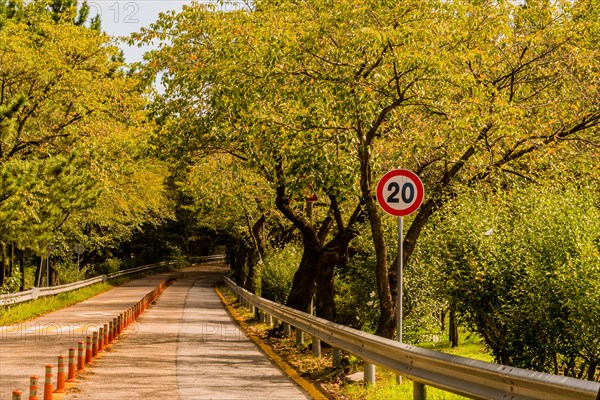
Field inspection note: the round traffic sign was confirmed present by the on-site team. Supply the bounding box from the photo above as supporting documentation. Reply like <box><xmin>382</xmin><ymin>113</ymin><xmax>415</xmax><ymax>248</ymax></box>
<box><xmin>74</xmin><ymin>243</ymin><xmax>86</xmax><ymax>255</ymax></box>
<box><xmin>376</xmin><ymin>169</ymin><xmax>424</xmax><ymax>217</ymax></box>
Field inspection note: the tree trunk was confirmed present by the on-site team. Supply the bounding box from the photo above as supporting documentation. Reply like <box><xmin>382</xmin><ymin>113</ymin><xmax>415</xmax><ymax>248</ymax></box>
<box><xmin>8</xmin><ymin>242</ymin><xmax>14</xmax><ymax>277</ymax></box>
<box><xmin>0</xmin><ymin>241</ymin><xmax>6</xmax><ymax>286</ymax></box>
<box><xmin>233</xmin><ymin>245</ymin><xmax>248</xmax><ymax>287</ymax></box>
<box><xmin>34</xmin><ymin>257</ymin><xmax>43</xmax><ymax>287</ymax></box>
<box><xmin>286</xmin><ymin>235</ymin><xmax>320</xmax><ymax>313</ymax></box>
<box><xmin>586</xmin><ymin>360</ymin><xmax>598</xmax><ymax>381</ymax></box>
<box><xmin>245</xmin><ymin>215</ymin><xmax>266</xmax><ymax>293</ymax></box>
<box><xmin>449</xmin><ymin>306</ymin><xmax>459</xmax><ymax>348</ymax></box>
<box><xmin>314</xmin><ymin>247</ymin><xmax>338</xmax><ymax>321</ymax></box>
<box><xmin>245</xmin><ymin>246</ymin><xmax>260</xmax><ymax>294</ymax></box>
<box><xmin>19</xmin><ymin>250</ymin><xmax>25</xmax><ymax>291</ymax></box>
<box><xmin>358</xmin><ymin>141</ymin><xmax>395</xmax><ymax>338</ymax></box>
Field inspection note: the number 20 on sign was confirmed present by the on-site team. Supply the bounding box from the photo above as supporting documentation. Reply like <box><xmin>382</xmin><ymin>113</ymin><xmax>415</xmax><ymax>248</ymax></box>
<box><xmin>376</xmin><ymin>169</ymin><xmax>424</xmax><ymax>217</ymax></box>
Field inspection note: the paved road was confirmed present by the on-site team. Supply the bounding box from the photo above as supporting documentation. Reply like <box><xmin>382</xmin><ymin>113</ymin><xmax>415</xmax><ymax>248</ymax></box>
<box><xmin>1</xmin><ymin>264</ymin><xmax>310</xmax><ymax>399</ymax></box>
<box><xmin>0</xmin><ymin>271</ymin><xmax>173</xmax><ymax>399</ymax></box>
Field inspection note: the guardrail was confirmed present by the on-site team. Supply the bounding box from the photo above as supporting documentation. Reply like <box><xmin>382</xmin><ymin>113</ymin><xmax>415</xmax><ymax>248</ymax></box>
<box><xmin>189</xmin><ymin>254</ymin><xmax>226</xmax><ymax>264</ymax></box>
<box><xmin>224</xmin><ymin>277</ymin><xmax>600</xmax><ymax>400</ymax></box>
<box><xmin>0</xmin><ymin>255</ymin><xmax>224</xmax><ymax>307</ymax></box>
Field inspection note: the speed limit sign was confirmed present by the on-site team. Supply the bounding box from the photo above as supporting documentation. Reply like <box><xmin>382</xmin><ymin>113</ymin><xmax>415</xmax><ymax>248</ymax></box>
<box><xmin>376</xmin><ymin>169</ymin><xmax>424</xmax><ymax>216</ymax></box>
<box><xmin>376</xmin><ymin>169</ymin><xmax>424</xmax><ymax>354</ymax></box>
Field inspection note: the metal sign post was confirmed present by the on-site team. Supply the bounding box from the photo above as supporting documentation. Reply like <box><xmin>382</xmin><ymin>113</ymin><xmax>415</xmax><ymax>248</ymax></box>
<box><xmin>376</xmin><ymin>169</ymin><xmax>424</xmax><ymax>384</ymax></box>
<box><xmin>398</xmin><ymin>216</ymin><xmax>403</xmax><ymax>346</ymax></box>
<box><xmin>74</xmin><ymin>243</ymin><xmax>86</xmax><ymax>269</ymax></box>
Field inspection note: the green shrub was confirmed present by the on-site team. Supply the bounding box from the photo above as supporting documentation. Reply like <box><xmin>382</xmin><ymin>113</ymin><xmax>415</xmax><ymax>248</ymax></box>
<box><xmin>423</xmin><ymin>182</ymin><xmax>600</xmax><ymax>380</ymax></box>
<box><xmin>335</xmin><ymin>253</ymin><xmax>380</xmax><ymax>333</ymax></box>
<box><xmin>97</xmin><ymin>258</ymin><xmax>121</xmax><ymax>275</ymax></box>
<box><xmin>53</xmin><ymin>260</ymin><xmax>89</xmax><ymax>285</ymax></box>
<box><xmin>0</xmin><ymin>270</ymin><xmax>22</xmax><ymax>294</ymax></box>
<box><xmin>261</xmin><ymin>244</ymin><xmax>302</xmax><ymax>304</ymax></box>
<box><xmin>171</xmin><ymin>254</ymin><xmax>191</xmax><ymax>269</ymax></box>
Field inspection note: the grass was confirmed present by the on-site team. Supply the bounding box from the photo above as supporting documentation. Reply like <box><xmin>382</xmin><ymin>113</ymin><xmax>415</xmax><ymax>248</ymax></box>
<box><xmin>0</xmin><ymin>279</ymin><xmax>125</xmax><ymax>325</ymax></box>
<box><xmin>219</xmin><ymin>286</ymin><xmax>494</xmax><ymax>400</ymax></box>
<box><xmin>0</xmin><ymin>265</ymin><xmax>177</xmax><ymax>326</ymax></box>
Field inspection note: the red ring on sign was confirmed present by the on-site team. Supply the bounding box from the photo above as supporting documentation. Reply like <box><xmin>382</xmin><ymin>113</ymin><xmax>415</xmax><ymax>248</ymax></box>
<box><xmin>376</xmin><ymin>169</ymin><xmax>424</xmax><ymax>217</ymax></box>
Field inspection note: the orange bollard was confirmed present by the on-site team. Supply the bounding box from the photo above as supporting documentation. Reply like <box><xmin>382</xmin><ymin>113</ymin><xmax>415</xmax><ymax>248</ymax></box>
<box><xmin>54</xmin><ymin>355</ymin><xmax>66</xmax><ymax>393</ymax></box>
<box><xmin>67</xmin><ymin>348</ymin><xmax>76</xmax><ymax>382</ymax></box>
<box><xmin>108</xmin><ymin>321</ymin><xmax>113</xmax><ymax>343</ymax></box>
<box><xmin>92</xmin><ymin>331</ymin><xmax>98</xmax><ymax>357</ymax></box>
<box><xmin>103</xmin><ymin>323</ymin><xmax>109</xmax><ymax>347</ymax></box>
<box><xmin>98</xmin><ymin>327</ymin><xmax>104</xmax><ymax>352</ymax></box>
<box><xmin>85</xmin><ymin>336</ymin><xmax>93</xmax><ymax>365</ymax></box>
<box><xmin>29</xmin><ymin>375</ymin><xmax>39</xmax><ymax>400</ymax></box>
<box><xmin>43</xmin><ymin>365</ymin><xmax>53</xmax><ymax>400</ymax></box>
<box><xmin>112</xmin><ymin>318</ymin><xmax>117</xmax><ymax>339</ymax></box>
<box><xmin>77</xmin><ymin>341</ymin><xmax>85</xmax><ymax>372</ymax></box>
<box><xmin>12</xmin><ymin>390</ymin><xmax>23</xmax><ymax>400</ymax></box>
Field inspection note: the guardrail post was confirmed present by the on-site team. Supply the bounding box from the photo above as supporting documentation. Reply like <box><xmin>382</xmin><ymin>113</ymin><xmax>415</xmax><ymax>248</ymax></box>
<box><xmin>265</xmin><ymin>313</ymin><xmax>273</xmax><ymax>326</ymax></box>
<box><xmin>311</xmin><ymin>336</ymin><xmax>321</xmax><ymax>357</ymax></box>
<box><xmin>364</xmin><ymin>362</ymin><xmax>376</xmax><ymax>385</ymax></box>
<box><xmin>283</xmin><ymin>323</ymin><xmax>291</xmax><ymax>337</ymax></box>
<box><xmin>295</xmin><ymin>329</ymin><xmax>304</xmax><ymax>346</ymax></box>
<box><xmin>413</xmin><ymin>382</ymin><xmax>426</xmax><ymax>400</ymax></box>
<box><xmin>333</xmin><ymin>348</ymin><xmax>342</xmax><ymax>366</ymax></box>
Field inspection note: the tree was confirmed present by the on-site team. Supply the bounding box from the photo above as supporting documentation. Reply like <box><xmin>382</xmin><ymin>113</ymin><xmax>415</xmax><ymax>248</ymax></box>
<box><xmin>136</xmin><ymin>0</ymin><xmax>599</xmax><ymax>338</ymax></box>
<box><xmin>419</xmin><ymin>182</ymin><xmax>600</xmax><ymax>380</ymax></box>
<box><xmin>136</xmin><ymin>2</ymin><xmax>366</xmax><ymax>321</ymax></box>
<box><xmin>0</xmin><ymin>1</ymin><xmax>169</xmax><ymax>288</ymax></box>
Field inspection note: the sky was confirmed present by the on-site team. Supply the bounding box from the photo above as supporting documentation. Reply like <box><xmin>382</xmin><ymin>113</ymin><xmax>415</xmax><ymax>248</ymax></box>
<box><xmin>91</xmin><ymin>1</ymin><xmax>193</xmax><ymax>63</ymax></box>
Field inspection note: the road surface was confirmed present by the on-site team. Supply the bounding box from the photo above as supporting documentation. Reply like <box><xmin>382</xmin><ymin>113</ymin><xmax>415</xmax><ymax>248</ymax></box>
<box><xmin>0</xmin><ymin>264</ymin><xmax>310</xmax><ymax>400</ymax></box>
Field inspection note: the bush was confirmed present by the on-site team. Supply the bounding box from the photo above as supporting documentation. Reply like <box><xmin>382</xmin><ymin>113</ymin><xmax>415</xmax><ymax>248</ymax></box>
<box><xmin>171</xmin><ymin>254</ymin><xmax>191</xmax><ymax>269</ymax></box>
<box><xmin>97</xmin><ymin>258</ymin><xmax>121</xmax><ymax>275</ymax></box>
<box><xmin>53</xmin><ymin>260</ymin><xmax>89</xmax><ymax>285</ymax></box>
<box><xmin>424</xmin><ymin>182</ymin><xmax>600</xmax><ymax>380</ymax></box>
<box><xmin>335</xmin><ymin>253</ymin><xmax>380</xmax><ymax>333</ymax></box>
<box><xmin>261</xmin><ymin>244</ymin><xmax>302</xmax><ymax>304</ymax></box>
<box><xmin>0</xmin><ymin>270</ymin><xmax>22</xmax><ymax>294</ymax></box>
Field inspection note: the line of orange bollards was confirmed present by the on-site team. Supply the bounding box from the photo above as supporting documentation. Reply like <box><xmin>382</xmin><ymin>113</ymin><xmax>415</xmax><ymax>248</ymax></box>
<box><xmin>9</xmin><ymin>279</ymin><xmax>170</xmax><ymax>400</ymax></box>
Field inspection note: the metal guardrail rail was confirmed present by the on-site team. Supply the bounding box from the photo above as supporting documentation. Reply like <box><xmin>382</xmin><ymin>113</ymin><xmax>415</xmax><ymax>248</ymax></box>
<box><xmin>0</xmin><ymin>255</ymin><xmax>225</xmax><ymax>307</ymax></box>
<box><xmin>224</xmin><ymin>277</ymin><xmax>600</xmax><ymax>400</ymax></box>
